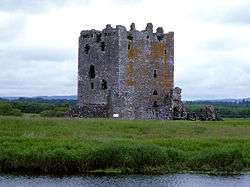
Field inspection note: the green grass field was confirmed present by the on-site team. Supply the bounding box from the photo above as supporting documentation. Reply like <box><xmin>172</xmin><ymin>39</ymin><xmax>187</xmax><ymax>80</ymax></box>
<box><xmin>0</xmin><ymin>116</ymin><xmax>250</xmax><ymax>174</ymax></box>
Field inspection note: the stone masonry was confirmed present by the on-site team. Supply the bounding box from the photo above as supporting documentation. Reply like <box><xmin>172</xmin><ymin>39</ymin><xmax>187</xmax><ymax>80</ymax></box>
<box><xmin>76</xmin><ymin>23</ymin><xmax>182</xmax><ymax>119</ymax></box>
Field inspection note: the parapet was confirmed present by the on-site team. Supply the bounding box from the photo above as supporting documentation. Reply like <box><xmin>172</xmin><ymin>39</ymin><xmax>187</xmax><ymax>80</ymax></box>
<box><xmin>79</xmin><ymin>23</ymin><xmax>174</xmax><ymax>42</ymax></box>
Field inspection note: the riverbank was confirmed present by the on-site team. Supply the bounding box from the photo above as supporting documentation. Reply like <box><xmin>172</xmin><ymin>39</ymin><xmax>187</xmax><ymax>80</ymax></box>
<box><xmin>0</xmin><ymin>116</ymin><xmax>250</xmax><ymax>174</ymax></box>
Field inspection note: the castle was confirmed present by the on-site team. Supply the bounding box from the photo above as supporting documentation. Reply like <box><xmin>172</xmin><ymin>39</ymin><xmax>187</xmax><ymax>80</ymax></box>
<box><xmin>75</xmin><ymin>23</ymin><xmax>186</xmax><ymax>119</ymax></box>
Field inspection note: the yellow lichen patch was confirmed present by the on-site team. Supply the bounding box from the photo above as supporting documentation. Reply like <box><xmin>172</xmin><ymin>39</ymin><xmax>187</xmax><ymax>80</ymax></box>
<box><xmin>127</xmin><ymin>63</ymin><xmax>134</xmax><ymax>76</ymax></box>
<box><xmin>162</xmin><ymin>64</ymin><xmax>172</xmax><ymax>89</ymax></box>
<box><xmin>163</xmin><ymin>54</ymin><xmax>168</xmax><ymax>64</ymax></box>
<box><xmin>151</xmin><ymin>42</ymin><xmax>165</xmax><ymax>60</ymax></box>
<box><xmin>128</xmin><ymin>47</ymin><xmax>139</xmax><ymax>61</ymax></box>
<box><xmin>126</xmin><ymin>62</ymin><xmax>135</xmax><ymax>86</ymax></box>
<box><xmin>165</xmin><ymin>80</ymin><xmax>173</xmax><ymax>89</ymax></box>
<box><xmin>126</xmin><ymin>79</ymin><xmax>135</xmax><ymax>86</ymax></box>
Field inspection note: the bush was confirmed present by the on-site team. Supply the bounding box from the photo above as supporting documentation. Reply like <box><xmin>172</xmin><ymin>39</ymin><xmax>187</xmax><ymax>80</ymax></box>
<box><xmin>191</xmin><ymin>147</ymin><xmax>245</xmax><ymax>172</ymax></box>
<box><xmin>186</xmin><ymin>103</ymin><xmax>250</xmax><ymax>118</ymax></box>
<box><xmin>40</xmin><ymin>110</ymin><xmax>65</xmax><ymax>117</ymax></box>
<box><xmin>0</xmin><ymin>102</ymin><xmax>22</xmax><ymax>116</ymax></box>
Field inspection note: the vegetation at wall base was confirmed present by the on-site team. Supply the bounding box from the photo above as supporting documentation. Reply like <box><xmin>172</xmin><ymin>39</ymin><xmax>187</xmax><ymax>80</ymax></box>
<box><xmin>185</xmin><ymin>102</ymin><xmax>250</xmax><ymax>118</ymax></box>
<box><xmin>0</xmin><ymin>116</ymin><xmax>249</xmax><ymax>174</ymax></box>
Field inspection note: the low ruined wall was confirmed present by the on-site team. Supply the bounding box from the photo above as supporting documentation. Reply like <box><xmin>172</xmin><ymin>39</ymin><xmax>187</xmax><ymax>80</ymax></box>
<box><xmin>65</xmin><ymin>104</ymin><xmax>110</xmax><ymax>118</ymax></box>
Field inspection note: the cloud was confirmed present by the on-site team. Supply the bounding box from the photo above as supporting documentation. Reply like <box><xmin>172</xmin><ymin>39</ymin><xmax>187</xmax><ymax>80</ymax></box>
<box><xmin>0</xmin><ymin>0</ymin><xmax>249</xmax><ymax>99</ymax></box>
<box><xmin>0</xmin><ymin>0</ymin><xmax>90</xmax><ymax>13</ymax></box>
<box><xmin>0</xmin><ymin>60</ymin><xmax>77</xmax><ymax>96</ymax></box>
<box><xmin>223</xmin><ymin>3</ymin><xmax>250</xmax><ymax>25</ymax></box>
<box><xmin>175</xmin><ymin>49</ymin><xmax>250</xmax><ymax>100</ymax></box>
<box><xmin>194</xmin><ymin>0</ymin><xmax>250</xmax><ymax>25</ymax></box>
<box><xmin>0</xmin><ymin>47</ymin><xmax>76</xmax><ymax>62</ymax></box>
<box><xmin>200</xmin><ymin>38</ymin><xmax>250</xmax><ymax>52</ymax></box>
<box><xmin>112</xmin><ymin>0</ymin><xmax>144</xmax><ymax>5</ymax></box>
<box><xmin>0</xmin><ymin>13</ymin><xmax>27</xmax><ymax>42</ymax></box>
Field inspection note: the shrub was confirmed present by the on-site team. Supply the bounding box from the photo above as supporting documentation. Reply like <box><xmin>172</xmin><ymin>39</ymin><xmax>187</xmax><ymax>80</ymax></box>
<box><xmin>191</xmin><ymin>147</ymin><xmax>245</xmax><ymax>172</ymax></box>
<box><xmin>40</xmin><ymin>110</ymin><xmax>65</xmax><ymax>117</ymax></box>
<box><xmin>0</xmin><ymin>102</ymin><xmax>22</xmax><ymax>116</ymax></box>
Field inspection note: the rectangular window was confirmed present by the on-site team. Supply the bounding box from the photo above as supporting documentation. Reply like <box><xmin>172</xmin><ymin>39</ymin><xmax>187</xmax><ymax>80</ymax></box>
<box><xmin>101</xmin><ymin>42</ymin><xmax>105</xmax><ymax>51</ymax></box>
<box><xmin>154</xmin><ymin>70</ymin><xmax>157</xmax><ymax>78</ymax></box>
<box><xmin>91</xmin><ymin>82</ymin><xmax>94</xmax><ymax>89</ymax></box>
<box><xmin>84</xmin><ymin>44</ymin><xmax>90</xmax><ymax>54</ymax></box>
<box><xmin>128</xmin><ymin>44</ymin><xmax>131</xmax><ymax>50</ymax></box>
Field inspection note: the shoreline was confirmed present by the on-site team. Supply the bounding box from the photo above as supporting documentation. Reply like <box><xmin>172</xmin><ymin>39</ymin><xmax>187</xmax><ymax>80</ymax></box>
<box><xmin>0</xmin><ymin>168</ymin><xmax>249</xmax><ymax>176</ymax></box>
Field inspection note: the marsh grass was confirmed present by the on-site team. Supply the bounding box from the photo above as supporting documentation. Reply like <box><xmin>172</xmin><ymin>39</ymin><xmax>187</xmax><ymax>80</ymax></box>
<box><xmin>0</xmin><ymin>116</ymin><xmax>249</xmax><ymax>174</ymax></box>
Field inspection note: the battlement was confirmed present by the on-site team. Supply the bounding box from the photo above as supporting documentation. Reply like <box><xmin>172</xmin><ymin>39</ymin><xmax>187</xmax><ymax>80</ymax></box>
<box><xmin>80</xmin><ymin>23</ymin><xmax>174</xmax><ymax>43</ymax></box>
<box><xmin>80</xmin><ymin>24</ymin><xmax>120</xmax><ymax>41</ymax></box>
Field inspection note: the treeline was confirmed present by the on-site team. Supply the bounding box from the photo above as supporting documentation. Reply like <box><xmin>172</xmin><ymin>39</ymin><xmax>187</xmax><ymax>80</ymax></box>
<box><xmin>185</xmin><ymin>101</ymin><xmax>250</xmax><ymax>118</ymax></box>
<box><xmin>0</xmin><ymin>97</ymin><xmax>250</xmax><ymax>118</ymax></box>
<box><xmin>0</xmin><ymin>101</ymin><xmax>22</xmax><ymax>116</ymax></box>
<box><xmin>0</xmin><ymin>98</ymin><xmax>76</xmax><ymax>117</ymax></box>
<box><xmin>186</xmin><ymin>99</ymin><xmax>250</xmax><ymax>107</ymax></box>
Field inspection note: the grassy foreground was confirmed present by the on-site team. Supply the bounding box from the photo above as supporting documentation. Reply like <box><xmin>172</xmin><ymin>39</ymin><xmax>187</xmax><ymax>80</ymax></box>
<box><xmin>0</xmin><ymin>116</ymin><xmax>250</xmax><ymax>174</ymax></box>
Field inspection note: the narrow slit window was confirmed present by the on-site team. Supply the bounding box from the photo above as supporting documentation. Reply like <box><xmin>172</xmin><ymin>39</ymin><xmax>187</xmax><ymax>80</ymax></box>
<box><xmin>96</xmin><ymin>33</ymin><xmax>102</xmax><ymax>43</ymax></box>
<box><xmin>127</xmin><ymin>35</ymin><xmax>133</xmax><ymax>41</ymax></box>
<box><xmin>101</xmin><ymin>42</ymin><xmax>105</xmax><ymax>51</ymax></box>
<box><xmin>157</xmin><ymin>35</ymin><xmax>163</xmax><ymax>41</ymax></box>
<box><xmin>84</xmin><ymin>44</ymin><xmax>90</xmax><ymax>54</ymax></box>
<box><xmin>89</xmin><ymin>65</ymin><xmax>96</xmax><ymax>79</ymax></box>
<box><xmin>91</xmin><ymin>82</ymin><xmax>94</xmax><ymax>89</ymax></box>
<box><xmin>153</xmin><ymin>70</ymin><xmax>157</xmax><ymax>78</ymax></box>
<box><xmin>101</xmin><ymin>79</ymin><xmax>107</xmax><ymax>90</ymax></box>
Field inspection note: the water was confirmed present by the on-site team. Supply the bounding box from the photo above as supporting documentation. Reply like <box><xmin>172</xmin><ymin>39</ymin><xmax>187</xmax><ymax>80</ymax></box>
<box><xmin>0</xmin><ymin>173</ymin><xmax>250</xmax><ymax>187</ymax></box>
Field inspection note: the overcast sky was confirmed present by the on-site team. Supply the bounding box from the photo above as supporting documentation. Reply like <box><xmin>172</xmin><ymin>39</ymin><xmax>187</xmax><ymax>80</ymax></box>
<box><xmin>0</xmin><ymin>0</ymin><xmax>249</xmax><ymax>100</ymax></box>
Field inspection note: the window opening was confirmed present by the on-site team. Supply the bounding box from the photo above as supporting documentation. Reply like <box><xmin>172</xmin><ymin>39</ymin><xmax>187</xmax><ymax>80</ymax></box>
<box><xmin>89</xmin><ymin>65</ymin><xmax>96</xmax><ymax>79</ymax></box>
<box><xmin>96</xmin><ymin>33</ymin><xmax>102</xmax><ymax>43</ymax></box>
<box><xmin>153</xmin><ymin>70</ymin><xmax>157</xmax><ymax>78</ymax></box>
<box><xmin>101</xmin><ymin>42</ymin><xmax>105</xmax><ymax>51</ymax></box>
<box><xmin>84</xmin><ymin>44</ymin><xmax>90</xmax><ymax>54</ymax></box>
<box><xmin>153</xmin><ymin>90</ymin><xmax>158</xmax><ymax>95</ymax></box>
<box><xmin>101</xmin><ymin>79</ymin><xmax>107</xmax><ymax>90</ymax></box>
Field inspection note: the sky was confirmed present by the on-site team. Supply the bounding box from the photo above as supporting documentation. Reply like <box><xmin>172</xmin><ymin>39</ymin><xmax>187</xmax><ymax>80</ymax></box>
<box><xmin>0</xmin><ymin>0</ymin><xmax>249</xmax><ymax>100</ymax></box>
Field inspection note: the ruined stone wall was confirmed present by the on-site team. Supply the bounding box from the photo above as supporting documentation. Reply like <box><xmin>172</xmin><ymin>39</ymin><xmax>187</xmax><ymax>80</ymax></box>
<box><xmin>121</xmin><ymin>23</ymin><xmax>174</xmax><ymax>119</ymax></box>
<box><xmin>78</xmin><ymin>25</ymin><xmax>120</xmax><ymax>108</ymax></box>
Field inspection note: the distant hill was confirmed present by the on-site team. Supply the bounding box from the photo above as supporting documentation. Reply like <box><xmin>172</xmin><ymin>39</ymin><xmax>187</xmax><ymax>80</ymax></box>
<box><xmin>35</xmin><ymin>96</ymin><xmax>77</xmax><ymax>100</ymax></box>
<box><xmin>1</xmin><ymin>96</ymin><xmax>249</xmax><ymax>103</ymax></box>
<box><xmin>188</xmin><ymin>98</ymin><xmax>250</xmax><ymax>103</ymax></box>
<box><xmin>185</xmin><ymin>98</ymin><xmax>250</xmax><ymax>108</ymax></box>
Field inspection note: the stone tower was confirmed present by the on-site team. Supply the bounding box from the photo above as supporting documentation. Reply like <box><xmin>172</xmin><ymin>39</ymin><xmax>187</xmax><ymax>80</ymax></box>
<box><xmin>77</xmin><ymin>23</ymin><xmax>175</xmax><ymax>119</ymax></box>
